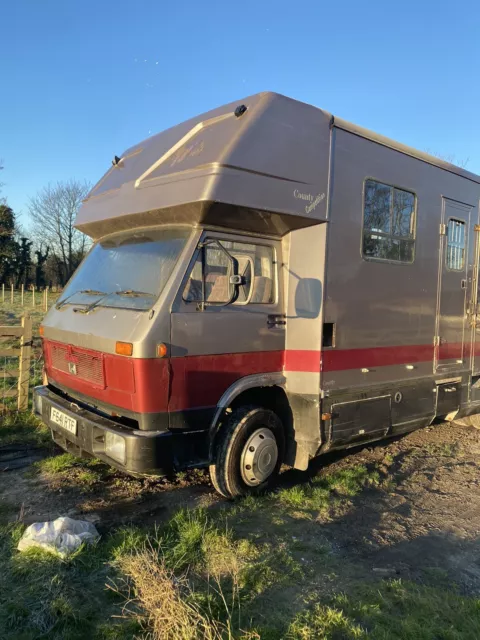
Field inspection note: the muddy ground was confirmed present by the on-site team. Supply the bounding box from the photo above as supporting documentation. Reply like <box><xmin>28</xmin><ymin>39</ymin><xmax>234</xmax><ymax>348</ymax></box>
<box><xmin>1</xmin><ymin>420</ymin><xmax>480</xmax><ymax>597</ymax></box>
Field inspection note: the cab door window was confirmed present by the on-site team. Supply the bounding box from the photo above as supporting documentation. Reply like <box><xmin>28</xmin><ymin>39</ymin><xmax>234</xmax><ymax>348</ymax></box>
<box><xmin>183</xmin><ymin>243</ymin><xmax>233</xmax><ymax>303</ymax></box>
<box><xmin>183</xmin><ymin>239</ymin><xmax>275</xmax><ymax>305</ymax></box>
<box><xmin>222</xmin><ymin>241</ymin><xmax>275</xmax><ymax>304</ymax></box>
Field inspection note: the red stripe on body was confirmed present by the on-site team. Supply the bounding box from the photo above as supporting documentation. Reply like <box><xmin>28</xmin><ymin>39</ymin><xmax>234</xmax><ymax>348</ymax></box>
<box><xmin>44</xmin><ymin>337</ymin><xmax>472</xmax><ymax>416</ymax></box>
<box><xmin>169</xmin><ymin>351</ymin><xmax>284</xmax><ymax>411</ymax></box>
<box><xmin>438</xmin><ymin>343</ymin><xmax>463</xmax><ymax>362</ymax></box>
<box><xmin>285</xmin><ymin>343</ymin><xmax>466</xmax><ymax>372</ymax></box>
<box><xmin>322</xmin><ymin>344</ymin><xmax>434</xmax><ymax>372</ymax></box>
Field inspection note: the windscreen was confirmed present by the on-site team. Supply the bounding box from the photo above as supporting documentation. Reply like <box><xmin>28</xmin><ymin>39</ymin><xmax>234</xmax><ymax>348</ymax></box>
<box><xmin>57</xmin><ymin>227</ymin><xmax>191</xmax><ymax>311</ymax></box>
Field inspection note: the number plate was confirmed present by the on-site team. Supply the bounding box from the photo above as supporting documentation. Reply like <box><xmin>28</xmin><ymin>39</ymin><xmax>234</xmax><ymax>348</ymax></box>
<box><xmin>50</xmin><ymin>407</ymin><xmax>77</xmax><ymax>435</ymax></box>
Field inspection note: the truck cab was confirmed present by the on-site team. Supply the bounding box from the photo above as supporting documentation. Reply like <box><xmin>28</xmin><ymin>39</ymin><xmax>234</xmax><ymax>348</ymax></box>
<box><xmin>34</xmin><ymin>92</ymin><xmax>331</xmax><ymax>497</ymax></box>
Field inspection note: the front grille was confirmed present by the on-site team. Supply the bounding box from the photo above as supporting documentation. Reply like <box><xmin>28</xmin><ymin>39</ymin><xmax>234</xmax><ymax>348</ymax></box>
<box><xmin>49</xmin><ymin>342</ymin><xmax>105</xmax><ymax>388</ymax></box>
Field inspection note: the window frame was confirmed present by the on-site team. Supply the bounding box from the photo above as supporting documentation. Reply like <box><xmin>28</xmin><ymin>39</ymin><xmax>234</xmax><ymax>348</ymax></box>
<box><xmin>181</xmin><ymin>235</ymin><xmax>278</xmax><ymax>306</ymax></box>
<box><xmin>230</xmin><ymin>253</ymin><xmax>254</xmax><ymax>305</ymax></box>
<box><xmin>361</xmin><ymin>177</ymin><xmax>417</xmax><ymax>265</ymax></box>
<box><xmin>445</xmin><ymin>217</ymin><xmax>467</xmax><ymax>272</ymax></box>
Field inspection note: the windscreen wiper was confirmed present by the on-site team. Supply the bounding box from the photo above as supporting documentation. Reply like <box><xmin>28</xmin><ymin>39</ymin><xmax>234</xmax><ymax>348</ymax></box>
<box><xmin>114</xmin><ymin>290</ymin><xmax>155</xmax><ymax>297</ymax></box>
<box><xmin>56</xmin><ymin>289</ymin><xmax>106</xmax><ymax>310</ymax></box>
<box><xmin>73</xmin><ymin>289</ymin><xmax>155</xmax><ymax>314</ymax></box>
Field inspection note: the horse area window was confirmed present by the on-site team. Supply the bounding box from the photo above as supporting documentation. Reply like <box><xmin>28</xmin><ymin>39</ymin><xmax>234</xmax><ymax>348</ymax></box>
<box><xmin>362</xmin><ymin>179</ymin><xmax>416</xmax><ymax>263</ymax></box>
<box><xmin>446</xmin><ymin>219</ymin><xmax>466</xmax><ymax>271</ymax></box>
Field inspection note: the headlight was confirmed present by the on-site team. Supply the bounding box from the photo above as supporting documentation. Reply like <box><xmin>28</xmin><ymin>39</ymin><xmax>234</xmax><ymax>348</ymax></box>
<box><xmin>105</xmin><ymin>431</ymin><xmax>126</xmax><ymax>464</ymax></box>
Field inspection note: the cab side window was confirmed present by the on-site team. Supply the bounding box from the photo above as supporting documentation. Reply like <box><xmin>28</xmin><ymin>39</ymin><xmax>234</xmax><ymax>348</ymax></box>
<box><xmin>183</xmin><ymin>240</ymin><xmax>275</xmax><ymax>304</ymax></box>
<box><xmin>222</xmin><ymin>240</ymin><xmax>275</xmax><ymax>304</ymax></box>
<box><xmin>183</xmin><ymin>243</ymin><xmax>232</xmax><ymax>303</ymax></box>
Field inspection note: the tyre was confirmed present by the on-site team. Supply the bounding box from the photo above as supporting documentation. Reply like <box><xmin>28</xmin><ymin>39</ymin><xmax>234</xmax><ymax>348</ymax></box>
<box><xmin>209</xmin><ymin>405</ymin><xmax>285</xmax><ymax>498</ymax></box>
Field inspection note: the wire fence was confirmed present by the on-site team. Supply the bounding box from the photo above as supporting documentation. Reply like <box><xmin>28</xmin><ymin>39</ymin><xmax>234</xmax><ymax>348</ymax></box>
<box><xmin>0</xmin><ymin>285</ymin><xmax>57</xmax><ymax>311</ymax></box>
<box><xmin>0</xmin><ymin>315</ymin><xmax>35</xmax><ymax>413</ymax></box>
<box><xmin>0</xmin><ymin>288</ymin><xmax>61</xmax><ymax>415</ymax></box>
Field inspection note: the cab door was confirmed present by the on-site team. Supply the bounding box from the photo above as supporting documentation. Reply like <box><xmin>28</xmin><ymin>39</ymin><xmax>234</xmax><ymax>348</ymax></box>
<box><xmin>169</xmin><ymin>231</ymin><xmax>285</xmax><ymax>429</ymax></box>
<box><xmin>435</xmin><ymin>199</ymin><xmax>471</xmax><ymax>373</ymax></box>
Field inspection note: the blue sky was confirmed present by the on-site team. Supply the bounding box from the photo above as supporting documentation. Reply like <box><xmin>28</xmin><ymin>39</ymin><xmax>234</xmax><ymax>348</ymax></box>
<box><xmin>1</xmin><ymin>0</ymin><xmax>479</xmax><ymax>227</ymax></box>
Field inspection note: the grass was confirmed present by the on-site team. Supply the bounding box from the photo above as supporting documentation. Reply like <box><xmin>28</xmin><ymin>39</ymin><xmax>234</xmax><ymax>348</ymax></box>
<box><xmin>0</xmin><ymin>462</ymin><xmax>479</xmax><ymax>638</ymax></box>
<box><xmin>33</xmin><ymin>452</ymin><xmax>113</xmax><ymax>487</ymax></box>
<box><xmin>0</xmin><ymin>522</ymin><xmax>142</xmax><ymax>639</ymax></box>
<box><xmin>117</xmin><ymin>548</ymin><xmax>229</xmax><ymax>640</ymax></box>
<box><xmin>0</xmin><ymin>411</ymin><xmax>52</xmax><ymax>448</ymax></box>
<box><xmin>278</xmin><ymin>464</ymin><xmax>380</xmax><ymax>512</ymax></box>
<box><xmin>286</xmin><ymin>579</ymin><xmax>480</xmax><ymax>640</ymax></box>
<box><xmin>0</xmin><ymin>409</ymin><xmax>479</xmax><ymax>638</ymax></box>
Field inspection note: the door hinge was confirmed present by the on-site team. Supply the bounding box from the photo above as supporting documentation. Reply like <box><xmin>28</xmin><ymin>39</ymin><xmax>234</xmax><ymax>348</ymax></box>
<box><xmin>439</xmin><ymin>223</ymin><xmax>446</xmax><ymax>236</ymax></box>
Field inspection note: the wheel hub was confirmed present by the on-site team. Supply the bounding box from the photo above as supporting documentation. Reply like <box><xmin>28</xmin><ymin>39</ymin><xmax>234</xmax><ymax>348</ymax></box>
<box><xmin>240</xmin><ymin>427</ymin><xmax>278</xmax><ymax>486</ymax></box>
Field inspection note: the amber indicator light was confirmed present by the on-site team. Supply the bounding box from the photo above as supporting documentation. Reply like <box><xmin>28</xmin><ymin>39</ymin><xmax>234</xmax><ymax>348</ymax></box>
<box><xmin>115</xmin><ymin>341</ymin><xmax>133</xmax><ymax>356</ymax></box>
<box><xmin>157</xmin><ymin>343</ymin><xmax>168</xmax><ymax>358</ymax></box>
<box><xmin>39</xmin><ymin>326</ymin><xmax>45</xmax><ymax>337</ymax></box>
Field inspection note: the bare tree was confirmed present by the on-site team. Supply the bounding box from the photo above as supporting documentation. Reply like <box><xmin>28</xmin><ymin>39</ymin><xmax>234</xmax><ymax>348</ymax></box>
<box><xmin>29</xmin><ymin>179</ymin><xmax>91</xmax><ymax>285</ymax></box>
<box><xmin>424</xmin><ymin>149</ymin><xmax>470</xmax><ymax>169</ymax></box>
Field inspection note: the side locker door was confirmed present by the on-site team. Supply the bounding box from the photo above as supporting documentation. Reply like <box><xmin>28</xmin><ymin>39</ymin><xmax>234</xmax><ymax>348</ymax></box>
<box><xmin>435</xmin><ymin>198</ymin><xmax>471</xmax><ymax>373</ymax></box>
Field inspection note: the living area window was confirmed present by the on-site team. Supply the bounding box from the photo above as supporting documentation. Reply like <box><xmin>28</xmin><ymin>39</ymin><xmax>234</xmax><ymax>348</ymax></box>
<box><xmin>362</xmin><ymin>179</ymin><xmax>416</xmax><ymax>263</ymax></box>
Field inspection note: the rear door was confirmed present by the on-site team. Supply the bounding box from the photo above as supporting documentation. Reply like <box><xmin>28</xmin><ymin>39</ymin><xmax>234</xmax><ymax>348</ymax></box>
<box><xmin>435</xmin><ymin>198</ymin><xmax>472</xmax><ymax>372</ymax></box>
<box><xmin>169</xmin><ymin>231</ymin><xmax>285</xmax><ymax>428</ymax></box>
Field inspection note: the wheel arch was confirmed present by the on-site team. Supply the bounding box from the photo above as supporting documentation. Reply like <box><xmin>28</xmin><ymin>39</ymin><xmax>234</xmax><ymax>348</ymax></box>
<box><xmin>208</xmin><ymin>373</ymin><xmax>294</xmax><ymax>458</ymax></box>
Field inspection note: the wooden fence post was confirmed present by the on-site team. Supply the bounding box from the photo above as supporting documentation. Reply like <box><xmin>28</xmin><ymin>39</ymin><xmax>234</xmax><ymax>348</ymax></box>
<box><xmin>21</xmin><ymin>284</ymin><xmax>24</xmax><ymax>306</ymax></box>
<box><xmin>17</xmin><ymin>314</ymin><xmax>32</xmax><ymax>411</ymax></box>
<box><xmin>32</xmin><ymin>286</ymin><xmax>35</xmax><ymax>308</ymax></box>
<box><xmin>2</xmin><ymin>284</ymin><xmax>4</xmax><ymax>303</ymax></box>
<box><xmin>44</xmin><ymin>287</ymin><xmax>49</xmax><ymax>311</ymax></box>
<box><xmin>10</xmin><ymin>284</ymin><xmax>13</xmax><ymax>304</ymax></box>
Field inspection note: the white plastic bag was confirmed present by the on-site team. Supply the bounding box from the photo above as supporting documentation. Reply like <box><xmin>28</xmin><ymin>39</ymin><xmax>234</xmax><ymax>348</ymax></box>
<box><xmin>17</xmin><ymin>516</ymin><xmax>100</xmax><ymax>557</ymax></box>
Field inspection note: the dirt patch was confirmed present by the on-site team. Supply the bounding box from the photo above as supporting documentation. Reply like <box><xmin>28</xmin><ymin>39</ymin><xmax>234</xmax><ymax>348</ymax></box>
<box><xmin>1</xmin><ymin>421</ymin><xmax>479</xmax><ymax>598</ymax></box>
<box><xmin>0</xmin><ymin>450</ymin><xmax>217</xmax><ymax>529</ymax></box>
<box><xmin>294</xmin><ymin>422</ymin><xmax>480</xmax><ymax>596</ymax></box>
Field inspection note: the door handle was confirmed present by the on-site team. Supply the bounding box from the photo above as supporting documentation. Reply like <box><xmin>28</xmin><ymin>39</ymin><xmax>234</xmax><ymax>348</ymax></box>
<box><xmin>267</xmin><ymin>314</ymin><xmax>286</xmax><ymax>328</ymax></box>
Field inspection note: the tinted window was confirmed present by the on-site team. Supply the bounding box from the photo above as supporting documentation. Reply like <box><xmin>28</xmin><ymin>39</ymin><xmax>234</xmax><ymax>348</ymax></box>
<box><xmin>363</xmin><ymin>180</ymin><xmax>415</xmax><ymax>263</ymax></box>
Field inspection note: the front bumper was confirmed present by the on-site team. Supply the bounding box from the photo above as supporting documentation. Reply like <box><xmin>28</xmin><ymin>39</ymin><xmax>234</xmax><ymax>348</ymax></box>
<box><xmin>33</xmin><ymin>386</ymin><xmax>209</xmax><ymax>475</ymax></box>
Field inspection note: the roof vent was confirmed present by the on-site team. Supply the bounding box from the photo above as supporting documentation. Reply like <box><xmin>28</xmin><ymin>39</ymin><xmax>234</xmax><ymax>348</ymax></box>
<box><xmin>234</xmin><ymin>104</ymin><xmax>247</xmax><ymax>118</ymax></box>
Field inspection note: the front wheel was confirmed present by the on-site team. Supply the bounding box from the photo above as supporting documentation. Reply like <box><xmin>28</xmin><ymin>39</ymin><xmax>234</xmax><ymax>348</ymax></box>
<box><xmin>209</xmin><ymin>406</ymin><xmax>285</xmax><ymax>498</ymax></box>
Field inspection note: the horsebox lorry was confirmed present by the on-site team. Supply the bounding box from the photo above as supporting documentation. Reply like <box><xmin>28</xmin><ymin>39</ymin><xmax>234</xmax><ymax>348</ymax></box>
<box><xmin>33</xmin><ymin>92</ymin><xmax>480</xmax><ymax>497</ymax></box>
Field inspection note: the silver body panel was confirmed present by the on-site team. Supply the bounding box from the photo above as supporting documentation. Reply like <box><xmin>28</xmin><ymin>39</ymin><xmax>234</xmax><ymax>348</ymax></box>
<box><xmin>76</xmin><ymin>93</ymin><xmax>331</xmax><ymax>239</ymax></box>
<box><xmin>38</xmin><ymin>91</ymin><xmax>480</xmax><ymax>473</ymax></box>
